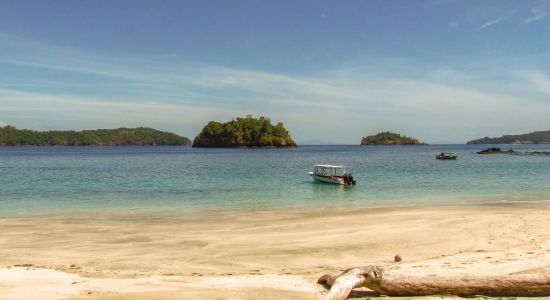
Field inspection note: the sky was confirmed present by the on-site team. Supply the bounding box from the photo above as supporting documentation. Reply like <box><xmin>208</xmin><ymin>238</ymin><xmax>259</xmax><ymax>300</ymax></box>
<box><xmin>1</xmin><ymin>0</ymin><xmax>550</xmax><ymax>144</ymax></box>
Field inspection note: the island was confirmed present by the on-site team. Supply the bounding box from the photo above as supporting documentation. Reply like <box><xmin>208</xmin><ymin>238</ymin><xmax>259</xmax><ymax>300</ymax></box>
<box><xmin>477</xmin><ymin>147</ymin><xmax>550</xmax><ymax>156</ymax></box>
<box><xmin>0</xmin><ymin>125</ymin><xmax>191</xmax><ymax>146</ymax></box>
<box><xmin>361</xmin><ymin>131</ymin><xmax>425</xmax><ymax>145</ymax></box>
<box><xmin>467</xmin><ymin>130</ymin><xmax>550</xmax><ymax>144</ymax></box>
<box><xmin>192</xmin><ymin>115</ymin><xmax>297</xmax><ymax>148</ymax></box>
<box><xmin>477</xmin><ymin>147</ymin><xmax>517</xmax><ymax>154</ymax></box>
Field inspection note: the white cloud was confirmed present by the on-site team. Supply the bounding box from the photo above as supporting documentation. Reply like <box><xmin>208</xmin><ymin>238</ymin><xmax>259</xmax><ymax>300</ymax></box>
<box><xmin>478</xmin><ymin>9</ymin><xmax>517</xmax><ymax>30</ymax></box>
<box><xmin>479</xmin><ymin>17</ymin><xmax>504</xmax><ymax>29</ymax></box>
<box><xmin>517</xmin><ymin>70</ymin><xmax>550</xmax><ymax>94</ymax></box>
<box><xmin>524</xmin><ymin>5</ymin><xmax>549</xmax><ymax>24</ymax></box>
<box><xmin>2</xmin><ymin>62</ymin><xmax>549</xmax><ymax>143</ymax></box>
<box><xmin>0</xmin><ymin>121</ymin><xmax>6</xmax><ymax>127</ymax></box>
<box><xmin>2</xmin><ymin>34</ymin><xmax>550</xmax><ymax>143</ymax></box>
<box><xmin>171</xmin><ymin>67</ymin><xmax>550</xmax><ymax>142</ymax></box>
<box><xmin>448</xmin><ymin>20</ymin><xmax>459</xmax><ymax>28</ymax></box>
<box><xmin>0</xmin><ymin>89</ymin><xmax>244</xmax><ymax>135</ymax></box>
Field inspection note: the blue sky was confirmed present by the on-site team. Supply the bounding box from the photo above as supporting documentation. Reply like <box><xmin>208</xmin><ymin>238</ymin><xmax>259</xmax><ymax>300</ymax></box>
<box><xmin>1</xmin><ymin>0</ymin><xmax>550</xmax><ymax>143</ymax></box>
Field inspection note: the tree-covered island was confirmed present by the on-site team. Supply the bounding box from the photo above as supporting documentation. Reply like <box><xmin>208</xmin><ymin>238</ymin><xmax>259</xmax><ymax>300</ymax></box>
<box><xmin>192</xmin><ymin>115</ymin><xmax>297</xmax><ymax>147</ymax></box>
<box><xmin>361</xmin><ymin>131</ymin><xmax>425</xmax><ymax>145</ymax></box>
<box><xmin>467</xmin><ymin>130</ymin><xmax>550</xmax><ymax>144</ymax></box>
<box><xmin>0</xmin><ymin>125</ymin><xmax>191</xmax><ymax>146</ymax></box>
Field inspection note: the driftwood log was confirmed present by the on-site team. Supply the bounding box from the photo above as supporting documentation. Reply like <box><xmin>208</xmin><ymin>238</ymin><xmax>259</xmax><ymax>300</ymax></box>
<box><xmin>318</xmin><ymin>265</ymin><xmax>550</xmax><ymax>300</ymax></box>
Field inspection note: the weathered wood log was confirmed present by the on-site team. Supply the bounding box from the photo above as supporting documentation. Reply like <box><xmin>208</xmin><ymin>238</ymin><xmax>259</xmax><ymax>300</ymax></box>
<box><xmin>318</xmin><ymin>265</ymin><xmax>550</xmax><ymax>300</ymax></box>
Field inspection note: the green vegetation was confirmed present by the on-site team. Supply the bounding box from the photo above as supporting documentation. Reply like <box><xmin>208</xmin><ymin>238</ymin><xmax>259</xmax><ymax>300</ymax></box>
<box><xmin>361</xmin><ymin>131</ymin><xmax>424</xmax><ymax>145</ymax></box>
<box><xmin>467</xmin><ymin>130</ymin><xmax>550</xmax><ymax>144</ymax></box>
<box><xmin>477</xmin><ymin>147</ymin><xmax>550</xmax><ymax>156</ymax></box>
<box><xmin>192</xmin><ymin>115</ymin><xmax>297</xmax><ymax>147</ymax></box>
<box><xmin>477</xmin><ymin>147</ymin><xmax>516</xmax><ymax>154</ymax></box>
<box><xmin>0</xmin><ymin>125</ymin><xmax>191</xmax><ymax>146</ymax></box>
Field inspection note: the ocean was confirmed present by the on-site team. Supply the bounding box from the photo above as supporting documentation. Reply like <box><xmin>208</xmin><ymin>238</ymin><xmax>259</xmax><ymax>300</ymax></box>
<box><xmin>1</xmin><ymin>145</ymin><xmax>549</xmax><ymax>215</ymax></box>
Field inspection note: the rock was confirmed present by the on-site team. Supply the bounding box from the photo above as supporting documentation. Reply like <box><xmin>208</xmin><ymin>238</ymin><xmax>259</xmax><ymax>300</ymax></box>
<box><xmin>477</xmin><ymin>147</ymin><xmax>516</xmax><ymax>154</ymax></box>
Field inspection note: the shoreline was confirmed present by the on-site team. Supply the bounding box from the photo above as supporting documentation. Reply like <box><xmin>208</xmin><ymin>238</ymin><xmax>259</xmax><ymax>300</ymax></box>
<box><xmin>1</xmin><ymin>203</ymin><xmax>549</xmax><ymax>299</ymax></box>
<box><xmin>2</xmin><ymin>193</ymin><xmax>549</xmax><ymax>218</ymax></box>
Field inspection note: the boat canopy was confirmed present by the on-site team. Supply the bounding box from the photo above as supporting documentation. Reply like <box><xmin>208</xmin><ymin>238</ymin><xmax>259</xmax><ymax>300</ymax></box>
<box><xmin>314</xmin><ymin>164</ymin><xmax>346</xmax><ymax>169</ymax></box>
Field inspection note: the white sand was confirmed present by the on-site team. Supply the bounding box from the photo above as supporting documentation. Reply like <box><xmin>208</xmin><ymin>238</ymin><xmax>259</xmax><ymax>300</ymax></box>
<box><xmin>0</xmin><ymin>205</ymin><xmax>549</xmax><ymax>299</ymax></box>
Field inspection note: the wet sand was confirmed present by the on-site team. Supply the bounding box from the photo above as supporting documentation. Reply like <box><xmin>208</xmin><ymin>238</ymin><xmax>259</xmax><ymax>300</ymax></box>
<box><xmin>0</xmin><ymin>204</ymin><xmax>549</xmax><ymax>299</ymax></box>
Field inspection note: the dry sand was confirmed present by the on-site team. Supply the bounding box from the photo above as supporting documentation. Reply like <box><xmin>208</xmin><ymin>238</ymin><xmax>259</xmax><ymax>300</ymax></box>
<box><xmin>0</xmin><ymin>204</ymin><xmax>549</xmax><ymax>299</ymax></box>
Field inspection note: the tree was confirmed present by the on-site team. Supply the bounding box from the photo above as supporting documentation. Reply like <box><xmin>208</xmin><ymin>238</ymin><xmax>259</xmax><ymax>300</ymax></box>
<box><xmin>193</xmin><ymin>116</ymin><xmax>297</xmax><ymax>147</ymax></box>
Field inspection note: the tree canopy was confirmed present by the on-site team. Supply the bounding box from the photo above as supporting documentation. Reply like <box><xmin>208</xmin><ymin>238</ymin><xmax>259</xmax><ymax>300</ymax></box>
<box><xmin>467</xmin><ymin>130</ymin><xmax>550</xmax><ymax>144</ymax></box>
<box><xmin>361</xmin><ymin>131</ymin><xmax>424</xmax><ymax>145</ymax></box>
<box><xmin>0</xmin><ymin>126</ymin><xmax>191</xmax><ymax>146</ymax></box>
<box><xmin>192</xmin><ymin>115</ymin><xmax>297</xmax><ymax>147</ymax></box>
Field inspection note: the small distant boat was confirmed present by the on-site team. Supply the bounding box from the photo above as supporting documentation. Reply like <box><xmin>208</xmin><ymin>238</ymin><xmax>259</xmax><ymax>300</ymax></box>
<box><xmin>309</xmin><ymin>165</ymin><xmax>356</xmax><ymax>185</ymax></box>
<box><xmin>436</xmin><ymin>152</ymin><xmax>458</xmax><ymax>160</ymax></box>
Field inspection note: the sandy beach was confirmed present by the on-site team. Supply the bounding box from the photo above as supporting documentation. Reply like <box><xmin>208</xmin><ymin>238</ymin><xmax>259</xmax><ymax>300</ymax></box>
<box><xmin>1</xmin><ymin>204</ymin><xmax>549</xmax><ymax>299</ymax></box>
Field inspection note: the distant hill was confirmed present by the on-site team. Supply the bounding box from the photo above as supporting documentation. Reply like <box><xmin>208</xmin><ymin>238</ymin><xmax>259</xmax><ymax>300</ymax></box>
<box><xmin>0</xmin><ymin>126</ymin><xmax>191</xmax><ymax>146</ymax></box>
<box><xmin>467</xmin><ymin>130</ymin><xmax>550</xmax><ymax>144</ymax></box>
<box><xmin>361</xmin><ymin>131</ymin><xmax>425</xmax><ymax>145</ymax></box>
<box><xmin>193</xmin><ymin>115</ymin><xmax>297</xmax><ymax>148</ymax></box>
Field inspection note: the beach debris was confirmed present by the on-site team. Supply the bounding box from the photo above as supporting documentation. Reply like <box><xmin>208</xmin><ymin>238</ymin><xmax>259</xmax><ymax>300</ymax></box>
<box><xmin>394</xmin><ymin>254</ymin><xmax>402</xmax><ymax>262</ymax></box>
<box><xmin>317</xmin><ymin>265</ymin><xmax>550</xmax><ymax>300</ymax></box>
<box><xmin>13</xmin><ymin>264</ymin><xmax>33</xmax><ymax>267</ymax></box>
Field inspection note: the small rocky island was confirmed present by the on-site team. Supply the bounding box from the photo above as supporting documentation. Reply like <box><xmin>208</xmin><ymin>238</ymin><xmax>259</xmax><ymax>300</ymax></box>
<box><xmin>477</xmin><ymin>147</ymin><xmax>550</xmax><ymax>156</ymax></box>
<box><xmin>192</xmin><ymin>115</ymin><xmax>297</xmax><ymax>148</ymax></box>
<box><xmin>361</xmin><ymin>131</ymin><xmax>425</xmax><ymax>145</ymax></box>
<box><xmin>467</xmin><ymin>130</ymin><xmax>550</xmax><ymax>144</ymax></box>
<box><xmin>0</xmin><ymin>125</ymin><xmax>191</xmax><ymax>146</ymax></box>
<box><xmin>477</xmin><ymin>147</ymin><xmax>517</xmax><ymax>154</ymax></box>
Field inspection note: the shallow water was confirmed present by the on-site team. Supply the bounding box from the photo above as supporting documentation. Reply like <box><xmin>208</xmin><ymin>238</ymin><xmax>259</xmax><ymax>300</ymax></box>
<box><xmin>1</xmin><ymin>145</ymin><xmax>549</xmax><ymax>215</ymax></box>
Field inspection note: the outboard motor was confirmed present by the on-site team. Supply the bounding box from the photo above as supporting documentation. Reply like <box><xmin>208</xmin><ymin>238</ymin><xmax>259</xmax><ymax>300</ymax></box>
<box><xmin>343</xmin><ymin>173</ymin><xmax>356</xmax><ymax>185</ymax></box>
<box><xmin>348</xmin><ymin>173</ymin><xmax>356</xmax><ymax>185</ymax></box>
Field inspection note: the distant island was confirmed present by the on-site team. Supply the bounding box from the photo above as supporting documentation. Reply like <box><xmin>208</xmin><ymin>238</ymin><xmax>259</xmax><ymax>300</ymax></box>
<box><xmin>477</xmin><ymin>147</ymin><xmax>550</xmax><ymax>156</ymax></box>
<box><xmin>477</xmin><ymin>147</ymin><xmax>517</xmax><ymax>154</ymax></box>
<box><xmin>467</xmin><ymin>130</ymin><xmax>550</xmax><ymax>144</ymax></box>
<box><xmin>361</xmin><ymin>131</ymin><xmax>425</xmax><ymax>145</ymax></box>
<box><xmin>0</xmin><ymin>125</ymin><xmax>191</xmax><ymax>146</ymax></box>
<box><xmin>192</xmin><ymin>115</ymin><xmax>297</xmax><ymax>148</ymax></box>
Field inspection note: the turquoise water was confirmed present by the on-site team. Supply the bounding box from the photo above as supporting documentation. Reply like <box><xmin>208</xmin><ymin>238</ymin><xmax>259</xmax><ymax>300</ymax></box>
<box><xmin>1</xmin><ymin>145</ymin><xmax>549</xmax><ymax>215</ymax></box>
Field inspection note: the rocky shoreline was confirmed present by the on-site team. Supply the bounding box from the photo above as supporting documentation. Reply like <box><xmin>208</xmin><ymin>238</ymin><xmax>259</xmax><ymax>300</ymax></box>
<box><xmin>477</xmin><ymin>147</ymin><xmax>550</xmax><ymax>156</ymax></box>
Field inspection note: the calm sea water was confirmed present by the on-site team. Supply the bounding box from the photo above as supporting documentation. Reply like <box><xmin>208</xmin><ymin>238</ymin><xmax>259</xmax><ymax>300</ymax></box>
<box><xmin>1</xmin><ymin>145</ymin><xmax>549</xmax><ymax>215</ymax></box>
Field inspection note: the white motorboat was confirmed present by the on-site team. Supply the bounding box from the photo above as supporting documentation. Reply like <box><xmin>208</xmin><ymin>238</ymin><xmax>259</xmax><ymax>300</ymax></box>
<box><xmin>308</xmin><ymin>165</ymin><xmax>356</xmax><ymax>185</ymax></box>
<box><xmin>436</xmin><ymin>152</ymin><xmax>458</xmax><ymax>160</ymax></box>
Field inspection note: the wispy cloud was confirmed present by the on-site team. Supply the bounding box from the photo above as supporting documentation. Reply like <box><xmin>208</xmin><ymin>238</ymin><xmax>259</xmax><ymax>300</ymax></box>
<box><xmin>517</xmin><ymin>70</ymin><xmax>550</xmax><ymax>94</ymax></box>
<box><xmin>2</xmin><ymin>34</ymin><xmax>550</xmax><ymax>143</ymax></box>
<box><xmin>431</xmin><ymin>0</ymin><xmax>465</xmax><ymax>5</ymax></box>
<box><xmin>448</xmin><ymin>20</ymin><xmax>459</xmax><ymax>28</ymax></box>
<box><xmin>0</xmin><ymin>89</ymin><xmax>246</xmax><ymax>134</ymax></box>
<box><xmin>524</xmin><ymin>3</ymin><xmax>549</xmax><ymax>24</ymax></box>
<box><xmin>478</xmin><ymin>8</ymin><xmax>518</xmax><ymax>30</ymax></box>
<box><xmin>479</xmin><ymin>17</ymin><xmax>504</xmax><ymax>29</ymax></box>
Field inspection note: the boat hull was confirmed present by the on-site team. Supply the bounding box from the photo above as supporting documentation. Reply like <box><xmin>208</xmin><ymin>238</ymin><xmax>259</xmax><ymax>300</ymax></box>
<box><xmin>310</xmin><ymin>174</ymin><xmax>344</xmax><ymax>185</ymax></box>
<box><xmin>436</xmin><ymin>155</ymin><xmax>457</xmax><ymax>160</ymax></box>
